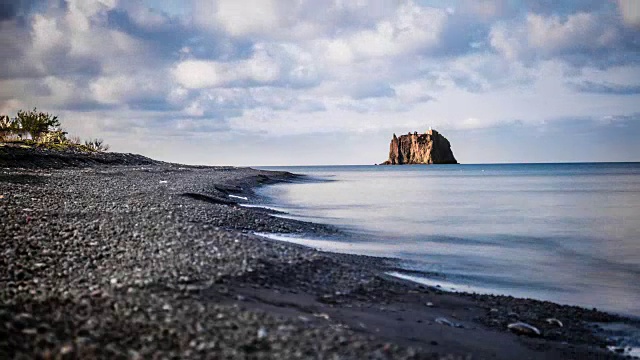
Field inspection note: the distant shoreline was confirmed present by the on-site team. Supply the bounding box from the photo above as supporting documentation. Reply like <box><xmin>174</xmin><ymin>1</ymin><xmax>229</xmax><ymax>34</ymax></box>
<box><xmin>257</xmin><ymin>161</ymin><xmax>640</xmax><ymax>168</ymax></box>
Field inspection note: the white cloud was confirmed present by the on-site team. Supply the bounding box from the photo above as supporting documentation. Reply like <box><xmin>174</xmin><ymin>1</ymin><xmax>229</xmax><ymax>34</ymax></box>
<box><xmin>172</xmin><ymin>60</ymin><xmax>228</xmax><ymax>89</ymax></box>
<box><xmin>184</xmin><ymin>102</ymin><xmax>206</xmax><ymax>117</ymax></box>
<box><xmin>43</xmin><ymin>76</ymin><xmax>86</xmax><ymax>104</ymax></box>
<box><xmin>90</xmin><ymin>73</ymin><xmax>170</xmax><ymax>106</ymax></box>
<box><xmin>172</xmin><ymin>42</ymin><xmax>325</xmax><ymax>91</ymax></box>
<box><xmin>211</xmin><ymin>0</ymin><xmax>291</xmax><ymax>37</ymax></box>
<box><xmin>489</xmin><ymin>23</ymin><xmax>523</xmax><ymax>61</ymax></box>
<box><xmin>245</xmin><ymin>47</ymin><xmax>282</xmax><ymax>83</ymax></box>
<box><xmin>65</xmin><ymin>0</ymin><xmax>118</xmax><ymax>18</ymax></box>
<box><xmin>318</xmin><ymin>39</ymin><xmax>354</xmax><ymax>65</ymax></box>
<box><xmin>1</xmin><ymin>0</ymin><xmax>639</xmax><ymax>164</ymax></box>
<box><xmin>490</xmin><ymin>11</ymin><xmax>625</xmax><ymax>65</ymax></box>
<box><xmin>527</xmin><ymin>13</ymin><xmax>617</xmax><ymax>54</ymax></box>
<box><xmin>172</xmin><ymin>49</ymin><xmax>282</xmax><ymax>89</ymax></box>
<box><xmin>193</xmin><ymin>0</ymin><xmax>304</xmax><ymax>38</ymax></box>
<box><xmin>123</xmin><ymin>3</ymin><xmax>172</xmax><ymax>29</ymax></box>
<box><xmin>393</xmin><ymin>80</ymin><xmax>435</xmax><ymax>104</ymax></box>
<box><xmin>619</xmin><ymin>0</ymin><xmax>640</xmax><ymax>28</ymax></box>
<box><xmin>459</xmin><ymin>0</ymin><xmax>507</xmax><ymax>20</ymax></box>
<box><xmin>321</xmin><ymin>2</ymin><xmax>448</xmax><ymax>61</ymax></box>
<box><xmin>31</xmin><ymin>14</ymin><xmax>65</xmax><ymax>55</ymax></box>
<box><xmin>25</xmin><ymin>2</ymin><xmax>148</xmax><ymax>79</ymax></box>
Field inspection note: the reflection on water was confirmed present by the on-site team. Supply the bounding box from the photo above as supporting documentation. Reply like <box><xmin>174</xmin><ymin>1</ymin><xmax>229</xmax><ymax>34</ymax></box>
<box><xmin>256</xmin><ymin>163</ymin><xmax>640</xmax><ymax>317</ymax></box>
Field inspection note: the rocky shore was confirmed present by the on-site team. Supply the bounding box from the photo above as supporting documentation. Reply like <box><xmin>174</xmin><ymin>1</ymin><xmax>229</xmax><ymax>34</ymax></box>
<box><xmin>1</xmin><ymin>149</ymin><xmax>636</xmax><ymax>359</ymax></box>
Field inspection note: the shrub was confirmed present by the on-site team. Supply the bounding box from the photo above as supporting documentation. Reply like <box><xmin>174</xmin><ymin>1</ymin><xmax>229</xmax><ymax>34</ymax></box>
<box><xmin>68</xmin><ymin>135</ymin><xmax>81</xmax><ymax>145</ymax></box>
<box><xmin>0</xmin><ymin>115</ymin><xmax>13</xmax><ymax>129</ymax></box>
<box><xmin>16</xmin><ymin>108</ymin><xmax>60</xmax><ymax>140</ymax></box>
<box><xmin>37</xmin><ymin>129</ymin><xmax>68</xmax><ymax>145</ymax></box>
<box><xmin>0</xmin><ymin>115</ymin><xmax>17</xmax><ymax>141</ymax></box>
<box><xmin>84</xmin><ymin>138</ymin><xmax>110</xmax><ymax>152</ymax></box>
<box><xmin>2</xmin><ymin>109</ymin><xmax>111</xmax><ymax>153</ymax></box>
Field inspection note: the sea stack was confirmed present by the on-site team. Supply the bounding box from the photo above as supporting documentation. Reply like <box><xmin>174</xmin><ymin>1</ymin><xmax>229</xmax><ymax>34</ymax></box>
<box><xmin>382</xmin><ymin>129</ymin><xmax>457</xmax><ymax>165</ymax></box>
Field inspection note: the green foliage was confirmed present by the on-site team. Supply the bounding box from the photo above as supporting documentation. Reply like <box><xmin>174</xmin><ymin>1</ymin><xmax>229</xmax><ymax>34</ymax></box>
<box><xmin>16</xmin><ymin>108</ymin><xmax>60</xmax><ymax>140</ymax></box>
<box><xmin>37</xmin><ymin>129</ymin><xmax>68</xmax><ymax>145</ymax></box>
<box><xmin>1</xmin><ymin>108</ymin><xmax>110</xmax><ymax>153</ymax></box>
<box><xmin>84</xmin><ymin>138</ymin><xmax>110</xmax><ymax>152</ymax></box>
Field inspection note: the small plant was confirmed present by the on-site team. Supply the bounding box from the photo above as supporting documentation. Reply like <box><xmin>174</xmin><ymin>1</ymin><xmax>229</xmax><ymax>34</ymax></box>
<box><xmin>84</xmin><ymin>138</ymin><xmax>110</xmax><ymax>152</ymax></box>
<box><xmin>2</xmin><ymin>108</ymin><xmax>111</xmax><ymax>153</ymax></box>
<box><xmin>16</xmin><ymin>108</ymin><xmax>60</xmax><ymax>140</ymax></box>
<box><xmin>37</xmin><ymin>129</ymin><xmax>68</xmax><ymax>145</ymax></box>
<box><xmin>68</xmin><ymin>135</ymin><xmax>81</xmax><ymax>145</ymax></box>
<box><xmin>0</xmin><ymin>115</ymin><xmax>17</xmax><ymax>141</ymax></box>
<box><xmin>0</xmin><ymin>115</ymin><xmax>13</xmax><ymax>129</ymax></box>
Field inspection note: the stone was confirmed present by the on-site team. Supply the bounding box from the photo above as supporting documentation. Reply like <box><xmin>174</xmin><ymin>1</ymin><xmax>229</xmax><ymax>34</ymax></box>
<box><xmin>545</xmin><ymin>318</ymin><xmax>563</xmax><ymax>327</ymax></box>
<box><xmin>435</xmin><ymin>317</ymin><xmax>456</xmax><ymax>327</ymax></box>
<box><xmin>507</xmin><ymin>322</ymin><xmax>541</xmax><ymax>337</ymax></box>
<box><xmin>381</xmin><ymin>129</ymin><xmax>457</xmax><ymax>165</ymax></box>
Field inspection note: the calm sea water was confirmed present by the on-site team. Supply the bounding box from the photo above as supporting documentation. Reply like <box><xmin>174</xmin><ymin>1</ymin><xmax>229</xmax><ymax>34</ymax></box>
<box><xmin>254</xmin><ymin>163</ymin><xmax>640</xmax><ymax>317</ymax></box>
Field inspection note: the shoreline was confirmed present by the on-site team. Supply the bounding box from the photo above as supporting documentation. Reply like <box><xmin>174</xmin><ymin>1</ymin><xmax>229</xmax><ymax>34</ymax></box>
<box><xmin>249</xmin><ymin>177</ymin><xmax>640</xmax><ymax>357</ymax></box>
<box><xmin>250</xmin><ymin>206</ymin><xmax>640</xmax><ymax>321</ymax></box>
<box><xmin>1</xmin><ymin>148</ymin><xmax>637</xmax><ymax>359</ymax></box>
<box><xmin>250</xmin><ymin>169</ymin><xmax>640</xmax><ymax>320</ymax></box>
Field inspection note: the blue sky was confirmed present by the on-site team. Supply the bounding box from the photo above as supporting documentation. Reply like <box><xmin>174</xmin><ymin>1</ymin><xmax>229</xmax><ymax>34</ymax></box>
<box><xmin>1</xmin><ymin>0</ymin><xmax>639</xmax><ymax>165</ymax></box>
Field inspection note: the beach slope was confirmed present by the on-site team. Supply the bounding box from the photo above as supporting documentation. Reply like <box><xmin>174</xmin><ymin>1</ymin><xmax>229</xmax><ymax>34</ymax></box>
<box><xmin>0</xmin><ymin>148</ymin><xmax>633</xmax><ymax>359</ymax></box>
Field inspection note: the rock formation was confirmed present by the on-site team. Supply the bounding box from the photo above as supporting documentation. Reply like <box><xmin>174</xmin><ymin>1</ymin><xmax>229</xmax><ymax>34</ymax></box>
<box><xmin>382</xmin><ymin>129</ymin><xmax>457</xmax><ymax>165</ymax></box>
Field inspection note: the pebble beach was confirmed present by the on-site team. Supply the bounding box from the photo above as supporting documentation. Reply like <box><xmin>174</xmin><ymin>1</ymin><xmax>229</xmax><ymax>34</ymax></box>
<box><xmin>1</xmin><ymin>146</ymin><xmax>637</xmax><ymax>359</ymax></box>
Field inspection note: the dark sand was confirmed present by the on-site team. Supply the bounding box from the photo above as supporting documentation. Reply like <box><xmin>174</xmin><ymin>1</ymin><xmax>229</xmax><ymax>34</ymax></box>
<box><xmin>1</xmin><ymin>146</ymin><xmax>637</xmax><ymax>359</ymax></box>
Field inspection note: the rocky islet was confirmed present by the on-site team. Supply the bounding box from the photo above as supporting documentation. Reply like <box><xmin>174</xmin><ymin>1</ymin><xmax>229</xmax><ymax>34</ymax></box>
<box><xmin>382</xmin><ymin>129</ymin><xmax>458</xmax><ymax>165</ymax></box>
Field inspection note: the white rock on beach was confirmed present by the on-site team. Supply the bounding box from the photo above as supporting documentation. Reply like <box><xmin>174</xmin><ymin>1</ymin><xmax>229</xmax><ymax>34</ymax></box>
<box><xmin>435</xmin><ymin>317</ymin><xmax>455</xmax><ymax>327</ymax></box>
<box><xmin>545</xmin><ymin>318</ymin><xmax>564</xmax><ymax>327</ymax></box>
<box><xmin>507</xmin><ymin>322</ymin><xmax>541</xmax><ymax>336</ymax></box>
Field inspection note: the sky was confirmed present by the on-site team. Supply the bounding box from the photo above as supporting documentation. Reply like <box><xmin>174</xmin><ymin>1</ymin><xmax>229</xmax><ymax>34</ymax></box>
<box><xmin>1</xmin><ymin>0</ymin><xmax>639</xmax><ymax>165</ymax></box>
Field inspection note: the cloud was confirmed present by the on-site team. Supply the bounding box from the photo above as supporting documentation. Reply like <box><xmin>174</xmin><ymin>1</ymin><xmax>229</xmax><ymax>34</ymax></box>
<box><xmin>568</xmin><ymin>81</ymin><xmax>640</xmax><ymax>95</ymax></box>
<box><xmin>448</xmin><ymin>115</ymin><xmax>640</xmax><ymax>164</ymax></box>
<box><xmin>490</xmin><ymin>10</ymin><xmax>640</xmax><ymax>68</ymax></box>
<box><xmin>174</xmin><ymin>54</ymin><xmax>280</xmax><ymax>89</ymax></box>
<box><xmin>600</xmin><ymin>112</ymin><xmax>640</xmax><ymax>125</ymax></box>
<box><xmin>527</xmin><ymin>13</ymin><xmax>615</xmax><ymax>53</ymax></box>
<box><xmin>339</xmin><ymin>3</ymin><xmax>448</xmax><ymax>59</ymax></box>
<box><xmin>172</xmin><ymin>60</ymin><xmax>232</xmax><ymax>89</ymax></box>
<box><xmin>199</xmin><ymin>0</ymin><xmax>293</xmax><ymax>37</ymax></box>
<box><xmin>619</xmin><ymin>0</ymin><xmax>640</xmax><ymax>28</ymax></box>
<box><xmin>0</xmin><ymin>0</ymin><xmax>639</xmax><ymax>164</ymax></box>
<box><xmin>89</xmin><ymin>72</ymin><xmax>176</xmax><ymax>112</ymax></box>
<box><xmin>0</xmin><ymin>2</ymin><xmax>19</xmax><ymax>21</ymax></box>
<box><xmin>0</xmin><ymin>0</ymin><xmax>40</xmax><ymax>21</ymax></box>
<box><xmin>192</xmin><ymin>0</ymin><xmax>403</xmax><ymax>41</ymax></box>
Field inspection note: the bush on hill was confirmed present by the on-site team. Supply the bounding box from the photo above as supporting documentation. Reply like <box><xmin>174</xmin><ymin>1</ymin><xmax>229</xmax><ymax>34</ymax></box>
<box><xmin>0</xmin><ymin>109</ymin><xmax>110</xmax><ymax>152</ymax></box>
<box><xmin>16</xmin><ymin>108</ymin><xmax>60</xmax><ymax>140</ymax></box>
<box><xmin>0</xmin><ymin>115</ymin><xmax>18</xmax><ymax>141</ymax></box>
<box><xmin>84</xmin><ymin>138</ymin><xmax>110</xmax><ymax>152</ymax></box>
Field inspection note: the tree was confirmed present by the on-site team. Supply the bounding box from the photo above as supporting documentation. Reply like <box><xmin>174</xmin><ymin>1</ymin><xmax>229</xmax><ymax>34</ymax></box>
<box><xmin>16</xmin><ymin>108</ymin><xmax>60</xmax><ymax>140</ymax></box>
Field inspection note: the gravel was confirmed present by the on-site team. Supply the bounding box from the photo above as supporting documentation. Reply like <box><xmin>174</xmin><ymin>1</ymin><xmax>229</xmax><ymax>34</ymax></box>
<box><xmin>0</xmin><ymin>150</ymin><xmax>635</xmax><ymax>359</ymax></box>
<box><xmin>0</xmin><ymin>160</ymin><xmax>426</xmax><ymax>359</ymax></box>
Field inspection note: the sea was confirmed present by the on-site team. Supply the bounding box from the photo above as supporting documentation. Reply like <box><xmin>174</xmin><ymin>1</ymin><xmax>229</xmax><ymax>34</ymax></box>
<box><xmin>252</xmin><ymin>163</ymin><xmax>640</xmax><ymax>318</ymax></box>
